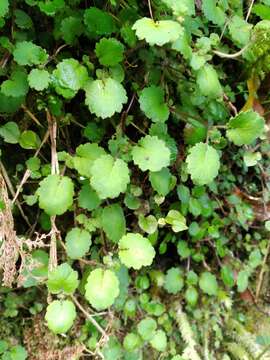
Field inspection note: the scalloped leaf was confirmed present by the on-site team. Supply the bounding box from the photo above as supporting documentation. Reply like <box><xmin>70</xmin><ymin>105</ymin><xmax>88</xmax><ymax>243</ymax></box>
<box><xmin>85</xmin><ymin>78</ymin><xmax>127</xmax><ymax>118</ymax></box>
<box><xmin>37</xmin><ymin>174</ymin><xmax>74</xmax><ymax>215</ymax></box>
<box><xmin>164</xmin><ymin>267</ymin><xmax>184</xmax><ymax>294</ymax></box>
<box><xmin>132</xmin><ymin>135</ymin><xmax>170</xmax><ymax>172</ymax></box>
<box><xmin>90</xmin><ymin>154</ymin><xmax>130</xmax><ymax>199</ymax></box>
<box><xmin>47</xmin><ymin>263</ymin><xmax>79</xmax><ymax>294</ymax></box>
<box><xmin>118</xmin><ymin>233</ymin><xmax>155</xmax><ymax>270</ymax></box>
<box><xmin>132</xmin><ymin>17</ymin><xmax>182</xmax><ymax>46</ymax></box>
<box><xmin>186</xmin><ymin>143</ymin><xmax>220</xmax><ymax>185</ymax></box>
<box><xmin>95</xmin><ymin>38</ymin><xmax>124</xmax><ymax>67</ymax></box>
<box><xmin>226</xmin><ymin>110</ymin><xmax>265</xmax><ymax>146</ymax></box>
<box><xmin>85</xmin><ymin>269</ymin><xmax>120</xmax><ymax>310</ymax></box>
<box><xmin>139</xmin><ymin>86</ymin><xmax>169</xmax><ymax>123</ymax></box>
<box><xmin>65</xmin><ymin>227</ymin><xmax>92</xmax><ymax>259</ymax></box>
<box><xmin>13</xmin><ymin>41</ymin><xmax>48</xmax><ymax>66</ymax></box>
<box><xmin>28</xmin><ymin>69</ymin><xmax>50</xmax><ymax>91</ymax></box>
<box><xmin>45</xmin><ymin>300</ymin><xmax>76</xmax><ymax>334</ymax></box>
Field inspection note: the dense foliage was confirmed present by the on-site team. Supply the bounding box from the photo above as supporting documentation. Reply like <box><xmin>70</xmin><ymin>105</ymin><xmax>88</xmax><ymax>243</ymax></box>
<box><xmin>0</xmin><ymin>0</ymin><xmax>270</xmax><ymax>359</ymax></box>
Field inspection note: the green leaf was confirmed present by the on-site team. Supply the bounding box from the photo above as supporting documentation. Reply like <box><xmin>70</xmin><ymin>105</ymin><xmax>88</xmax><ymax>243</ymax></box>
<box><xmin>19</xmin><ymin>130</ymin><xmax>41</xmax><ymax>149</ymax></box>
<box><xmin>52</xmin><ymin>59</ymin><xmax>88</xmax><ymax>99</ymax></box>
<box><xmin>85</xmin><ymin>78</ymin><xmax>127</xmax><ymax>118</ymax></box>
<box><xmin>248</xmin><ymin>249</ymin><xmax>262</xmax><ymax>269</ymax></box>
<box><xmin>6</xmin><ymin>345</ymin><xmax>27</xmax><ymax>360</ymax></box>
<box><xmin>138</xmin><ymin>214</ymin><xmax>158</xmax><ymax>234</ymax></box>
<box><xmin>45</xmin><ymin>300</ymin><xmax>76</xmax><ymax>334</ymax></box>
<box><xmin>243</xmin><ymin>151</ymin><xmax>262</xmax><ymax>167</ymax></box>
<box><xmin>137</xmin><ymin>317</ymin><xmax>157</xmax><ymax>341</ymax></box>
<box><xmin>164</xmin><ymin>267</ymin><xmax>184</xmax><ymax>294</ymax></box>
<box><xmin>202</xmin><ymin>0</ymin><xmax>226</xmax><ymax>26</ymax></box>
<box><xmin>73</xmin><ymin>143</ymin><xmax>106</xmax><ymax>177</ymax></box>
<box><xmin>197</xmin><ymin>64</ymin><xmax>223</xmax><ymax>98</ymax></box>
<box><xmin>186</xmin><ymin>143</ymin><xmax>220</xmax><ymax>185</ymax></box>
<box><xmin>228</xmin><ymin>16</ymin><xmax>252</xmax><ymax>47</ymax></box>
<box><xmin>101</xmin><ymin>204</ymin><xmax>126</xmax><ymax>243</ymax></box>
<box><xmin>162</xmin><ymin>0</ymin><xmax>195</xmax><ymax>16</ymax></box>
<box><xmin>0</xmin><ymin>0</ymin><xmax>9</xmax><ymax>17</ymax></box>
<box><xmin>123</xmin><ymin>333</ymin><xmax>142</xmax><ymax>352</ymax></box>
<box><xmin>119</xmin><ymin>233</ymin><xmax>155</xmax><ymax>270</ymax></box>
<box><xmin>132</xmin><ymin>18</ymin><xmax>182</xmax><ymax>46</ymax></box>
<box><xmin>95</xmin><ymin>38</ymin><xmax>124</xmax><ymax>67</ymax></box>
<box><xmin>90</xmin><ymin>154</ymin><xmax>130</xmax><ymax>199</ymax></box>
<box><xmin>221</xmin><ymin>266</ymin><xmax>234</xmax><ymax>288</ymax></box>
<box><xmin>13</xmin><ymin>41</ymin><xmax>48</xmax><ymax>66</ymax></box>
<box><xmin>38</xmin><ymin>0</ymin><xmax>65</xmax><ymax>16</ymax></box>
<box><xmin>237</xmin><ymin>270</ymin><xmax>249</xmax><ymax>293</ymax></box>
<box><xmin>0</xmin><ymin>122</ymin><xmax>20</xmax><ymax>144</ymax></box>
<box><xmin>199</xmin><ymin>272</ymin><xmax>218</xmax><ymax>296</ymax></box>
<box><xmin>132</xmin><ymin>135</ymin><xmax>170</xmax><ymax>172</ymax></box>
<box><xmin>14</xmin><ymin>9</ymin><xmax>33</xmax><ymax>29</ymax></box>
<box><xmin>102</xmin><ymin>337</ymin><xmax>123</xmax><ymax>360</ymax></box>
<box><xmin>139</xmin><ymin>86</ymin><xmax>169</xmax><ymax>123</ymax></box>
<box><xmin>78</xmin><ymin>183</ymin><xmax>101</xmax><ymax>211</ymax></box>
<box><xmin>65</xmin><ymin>227</ymin><xmax>92</xmax><ymax>259</ymax></box>
<box><xmin>85</xmin><ymin>269</ymin><xmax>120</xmax><ymax>310</ymax></box>
<box><xmin>28</xmin><ymin>69</ymin><xmax>50</xmax><ymax>91</ymax></box>
<box><xmin>47</xmin><ymin>263</ymin><xmax>79</xmax><ymax>294</ymax></box>
<box><xmin>150</xmin><ymin>330</ymin><xmax>167</xmax><ymax>352</ymax></box>
<box><xmin>226</xmin><ymin>110</ymin><xmax>265</xmax><ymax>146</ymax></box>
<box><xmin>60</xmin><ymin>16</ymin><xmax>84</xmax><ymax>45</ymax></box>
<box><xmin>37</xmin><ymin>174</ymin><xmax>74</xmax><ymax>216</ymax></box>
<box><xmin>149</xmin><ymin>167</ymin><xmax>176</xmax><ymax>196</ymax></box>
<box><xmin>165</xmin><ymin>210</ymin><xmax>188</xmax><ymax>232</ymax></box>
<box><xmin>185</xmin><ymin>286</ymin><xmax>199</xmax><ymax>307</ymax></box>
<box><xmin>177</xmin><ymin>240</ymin><xmax>191</xmax><ymax>259</ymax></box>
<box><xmin>84</xmin><ymin>7</ymin><xmax>116</xmax><ymax>36</ymax></box>
<box><xmin>1</xmin><ymin>69</ymin><xmax>29</xmax><ymax>97</ymax></box>
<box><xmin>252</xmin><ymin>4</ymin><xmax>270</xmax><ymax>20</ymax></box>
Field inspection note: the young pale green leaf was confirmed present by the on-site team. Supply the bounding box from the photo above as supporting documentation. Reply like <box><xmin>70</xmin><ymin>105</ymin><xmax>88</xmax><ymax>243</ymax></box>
<box><xmin>197</xmin><ymin>64</ymin><xmax>223</xmax><ymax>98</ymax></box>
<box><xmin>221</xmin><ymin>266</ymin><xmax>234</xmax><ymax>288</ymax></box>
<box><xmin>19</xmin><ymin>130</ymin><xmax>40</xmax><ymax>149</ymax></box>
<box><xmin>95</xmin><ymin>38</ymin><xmax>124</xmax><ymax>67</ymax></box>
<box><xmin>150</xmin><ymin>330</ymin><xmax>167</xmax><ymax>352</ymax></box>
<box><xmin>78</xmin><ymin>183</ymin><xmax>101</xmax><ymax>211</ymax></box>
<box><xmin>165</xmin><ymin>210</ymin><xmax>188</xmax><ymax>232</ymax></box>
<box><xmin>243</xmin><ymin>151</ymin><xmax>261</xmax><ymax>167</ymax></box>
<box><xmin>65</xmin><ymin>227</ymin><xmax>92</xmax><ymax>259</ymax></box>
<box><xmin>1</xmin><ymin>69</ymin><xmax>29</xmax><ymax>97</ymax></box>
<box><xmin>164</xmin><ymin>267</ymin><xmax>184</xmax><ymax>294</ymax></box>
<box><xmin>85</xmin><ymin>269</ymin><xmax>120</xmax><ymax>310</ymax></box>
<box><xmin>185</xmin><ymin>286</ymin><xmax>199</xmax><ymax>307</ymax></box>
<box><xmin>186</xmin><ymin>142</ymin><xmax>220</xmax><ymax>185</ymax></box>
<box><xmin>52</xmin><ymin>59</ymin><xmax>88</xmax><ymax>99</ymax></box>
<box><xmin>161</xmin><ymin>0</ymin><xmax>195</xmax><ymax>16</ymax></box>
<box><xmin>118</xmin><ymin>233</ymin><xmax>155</xmax><ymax>270</ymax></box>
<box><xmin>132</xmin><ymin>135</ymin><xmax>170</xmax><ymax>172</ymax></box>
<box><xmin>139</xmin><ymin>86</ymin><xmax>169</xmax><ymax>123</ymax></box>
<box><xmin>138</xmin><ymin>214</ymin><xmax>158</xmax><ymax>234</ymax></box>
<box><xmin>45</xmin><ymin>300</ymin><xmax>76</xmax><ymax>334</ymax></box>
<box><xmin>37</xmin><ymin>174</ymin><xmax>74</xmax><ymax>216</ymax></box>
<box><xmin>229</xmin><ymin>15</ymin><xmax>252</xmax><ymax>47</ymax></box>
<box><xmin>137</xmin><ymin>317</ymin><xmax>157</xmax><ymax>341</ymax></box>
<box><xmin>237</xmin><ymin>270</ymin><xmax>249</xmax><ymax>293</ymax></box>
<box><xmin>73</xmin><ymin>143</ymin><xmax>106</xmax><ymax>177</ymax></box>
<box><xmin>13</xmin><ymin>41</ymin><xmax>48</xmax><ymax>66</ymax></box>
<box><xmin>226</xmin><ymin>110</ymin><xmax>265</xmax><ymax>146</ymax></box>
<box><xmin>132</xmin><ymin>18</ymin><xmax>182</xmax><ymax>46</ymax></box>
<box><xmin>123</xmin><ymin>333</ymin><xmax>142</xmax><ymax>352</ymax></box>
<box><xmin>0</xmin><ymin>0</ymin><xmax>9</xmax><ymax>17</ymax></box>
<box><xmin>84</xmin><ymin>7</ymin><xmax>116</xmax><ymax>36</ymax></box>
<box><xmin>85</xmin><ymin>78</ymin><xmax>127</xmax><ymax>118</ymax></box>
<box><xmin>0</xmin><ymin>122</ymin><xmax>20</xmax><ymax>144</ymax></box>
<box><xmin>47</xmin><ymin>263</ymin><xmax>79</xmax><ymax>294</ymax></box>
<box><xmin>90</xmin><ymin>154</ymin><xmax>130</xmax><ymax>199</ymax></box>
<box><xmin>149</xmin><ymin>167</ymin><xmax>176</xmax><ymax>196</ymax></box>
<box><xmin>101</xmin><ymin>204</ymin><xmax>126</xmax><ymax>243</ymax></box>
<box><xmin>28</xmin><ymin>69</ymin><xmax>50</xmax><ymax>91</ymax></box>
<box><xmin>199</xmin><ymin>272</ymin><xmax>218</xmax><ymax>296</ymax></box>
<box><xmin>202</xmin><ymin>0</ymin><xmax>226</xmax><ymax>26</ymax></box>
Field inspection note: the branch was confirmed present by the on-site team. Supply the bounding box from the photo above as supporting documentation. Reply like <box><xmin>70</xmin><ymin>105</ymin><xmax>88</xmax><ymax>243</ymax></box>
<box><xmin>71</xmin><ymin>294</ymin><xmax>109</xmax><ymax>341</ymax></box>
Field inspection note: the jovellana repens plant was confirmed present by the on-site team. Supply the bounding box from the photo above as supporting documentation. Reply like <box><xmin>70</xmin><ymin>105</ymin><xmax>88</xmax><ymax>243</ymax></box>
<box><xmin>0</xmin><ymin>0</ymin><xmax>270</xmax><ymax>359</ymax></box>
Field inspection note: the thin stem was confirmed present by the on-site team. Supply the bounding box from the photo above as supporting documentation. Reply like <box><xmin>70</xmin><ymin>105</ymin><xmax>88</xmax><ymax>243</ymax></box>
<box><xmin>71</xmin><ymin>294</ymin><xmax>109</xmax><ymax>340</ymax></box>
<box><xmin>246</xmin><ymin>0</ymin><xmax>255</xmax><ymax>21</ymax></box>
<box><xmin>148</xmin><ymin>0</ymin><xmax>154</xmax><ymax>20</ymax></box>
<box><xmin>213</xmin><ymin>44</ymin><xmax>249</xmax><ymax>59</ymax></box>
<box><xmin>21</xmin><ymin>104</ymin><xmax>43</xmax><ymax>128</ymax></box>
<box><xmin>255</xmin><ymin>230</ymin><xmax>270</xmax><ymax>302</ymax></box>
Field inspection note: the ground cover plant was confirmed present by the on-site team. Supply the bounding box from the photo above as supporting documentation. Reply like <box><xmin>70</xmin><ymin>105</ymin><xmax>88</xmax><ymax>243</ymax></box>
<box><xmin>0</xmin><ymin>0</ymin><xmax>270</xmax><ymax>359</ymax></box>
